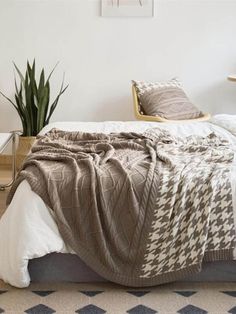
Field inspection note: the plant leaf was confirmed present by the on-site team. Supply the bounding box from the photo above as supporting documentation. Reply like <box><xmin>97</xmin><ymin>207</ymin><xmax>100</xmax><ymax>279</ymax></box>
<box><xmin>46</xmin><ymin>61</ymin><xmax>59</xmax><ymax>82</ymax></box>
<box><xmin>27</xmin><ymin>60</ymin><xmax>38</xmax><ymax>134</ymax></box>
<box><xmin>46</xmin><ymin>83</ymin><xmax>68</xmax><ymax>124</ymax></box>
<box><xmin>37</xmin><ymin>69</ymin><xmax>45</xmax><ymax>102</ymax></box>
<box><xmin>13</xmin><ymin>62</ymin><xmax>25</xmax><ymax>84</ymax></box>
<box><xmin>37</xmin><ymin>82</ymin><xmax>50</xmax><ymax>132</ymax></box>
<box><xmin>0</xmin><ymin>91</ymin><xmax>17</xmax><ymax>108</ymax></box>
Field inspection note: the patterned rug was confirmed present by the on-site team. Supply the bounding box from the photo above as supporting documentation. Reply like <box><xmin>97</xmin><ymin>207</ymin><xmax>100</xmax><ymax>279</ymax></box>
<box><xmin>0</xmin><ymin>281</ymin><xmax>236</xmax><ymax>314</ymax></box>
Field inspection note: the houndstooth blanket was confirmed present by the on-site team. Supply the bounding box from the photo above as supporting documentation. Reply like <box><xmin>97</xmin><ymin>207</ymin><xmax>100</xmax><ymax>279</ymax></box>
<box><xmin>7</xmin><ymin>128</ymin><xmax>236</xmax><ymax>286</ymax></box>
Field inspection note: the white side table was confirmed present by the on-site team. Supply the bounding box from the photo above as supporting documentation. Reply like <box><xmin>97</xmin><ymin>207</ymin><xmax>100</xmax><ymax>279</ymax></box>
<box><xmin>0</xmin><ymin>133</ymin><xmax>16</xmax><ymax>191</ymax></box>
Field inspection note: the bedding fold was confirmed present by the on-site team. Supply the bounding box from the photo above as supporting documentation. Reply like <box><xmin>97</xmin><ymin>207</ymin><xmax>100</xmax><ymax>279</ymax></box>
<box><xmin>7</xmin><ymin>127</ymin><xmax>236</xmax><ymax>287</ymax></box>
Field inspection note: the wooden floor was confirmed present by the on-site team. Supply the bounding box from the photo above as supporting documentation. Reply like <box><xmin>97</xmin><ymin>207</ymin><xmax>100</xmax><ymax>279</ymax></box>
<box><xmin>0</xmin><ymin>166</ymin><xmax>11</xmax><ymax>217</ymax></box>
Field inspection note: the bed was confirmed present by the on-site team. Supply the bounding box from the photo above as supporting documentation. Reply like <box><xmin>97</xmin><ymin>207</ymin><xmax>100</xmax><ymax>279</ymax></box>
<box><xmin>1</xmin><ymin>115</ymin><xmax>236</xmax><ymax>288</ymax></box>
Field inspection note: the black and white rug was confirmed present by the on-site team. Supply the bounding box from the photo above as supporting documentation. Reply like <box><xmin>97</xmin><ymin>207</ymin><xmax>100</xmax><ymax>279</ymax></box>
<box><xmin>0</xmin><ymin>281</ymin><xmax>236</xmax><ymax>313</ymax></box>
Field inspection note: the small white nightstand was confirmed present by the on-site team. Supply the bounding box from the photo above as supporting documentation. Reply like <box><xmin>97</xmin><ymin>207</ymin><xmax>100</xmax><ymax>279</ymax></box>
<box><xmin>0</xmin><ymin>133</ymin><xmax>16</xmax><ymax>191</ymax></box>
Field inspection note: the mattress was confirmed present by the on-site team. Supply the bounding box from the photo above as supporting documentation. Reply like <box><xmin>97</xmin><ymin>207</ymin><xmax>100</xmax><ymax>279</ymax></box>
<box><xmin>1</xmin><ymin>115</ymin><xmax>236</xmax><ymax>288</ymax></box>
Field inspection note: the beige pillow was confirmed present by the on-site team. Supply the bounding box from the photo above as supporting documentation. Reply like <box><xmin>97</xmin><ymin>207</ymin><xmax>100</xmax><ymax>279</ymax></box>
<box><xmin>132</xmin><ymin>79</ymin><xmax>203</xmax><ymax>120</ymax></box>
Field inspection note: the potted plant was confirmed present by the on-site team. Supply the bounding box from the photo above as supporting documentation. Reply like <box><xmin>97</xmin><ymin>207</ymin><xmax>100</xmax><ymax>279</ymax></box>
<box><xmin>0</xmin><ymin>60</ymin><xmax>68</xmax><ymax>169</ymax></box>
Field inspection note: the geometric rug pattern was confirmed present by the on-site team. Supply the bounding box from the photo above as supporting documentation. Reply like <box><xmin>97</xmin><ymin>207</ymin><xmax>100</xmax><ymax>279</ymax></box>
<box><xmin>0</xmin><ymin>281</ymin><xmax>236</xmax><ymax>313</ymax></box>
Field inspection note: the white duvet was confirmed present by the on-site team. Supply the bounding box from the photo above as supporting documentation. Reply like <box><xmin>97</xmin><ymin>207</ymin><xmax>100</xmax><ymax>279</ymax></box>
<box><xmin>1</xmin><ymin>116</ymin><xmax>236</xmax><ymax>288</ymax></box>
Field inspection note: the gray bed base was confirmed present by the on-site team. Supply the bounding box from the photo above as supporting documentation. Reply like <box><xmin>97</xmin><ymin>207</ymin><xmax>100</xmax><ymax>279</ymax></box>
<box><xmin>29</xmin><ymin>253</ymin><xmax>236</xmax><ymax>284</ymax></box>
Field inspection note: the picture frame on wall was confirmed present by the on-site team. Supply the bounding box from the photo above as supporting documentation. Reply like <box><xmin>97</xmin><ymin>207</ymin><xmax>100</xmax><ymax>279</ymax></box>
<box><xmin>101</xmin><ymin>0</ymin><xmax>154</xmax><ymax>17</ymax></box>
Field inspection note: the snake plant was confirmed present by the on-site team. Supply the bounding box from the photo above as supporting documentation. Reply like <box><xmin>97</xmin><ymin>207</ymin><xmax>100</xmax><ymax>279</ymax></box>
<box><xmin>0</xmin><ymin>60</ymin><xmax>68</xmax><ymax>136</ymax></box>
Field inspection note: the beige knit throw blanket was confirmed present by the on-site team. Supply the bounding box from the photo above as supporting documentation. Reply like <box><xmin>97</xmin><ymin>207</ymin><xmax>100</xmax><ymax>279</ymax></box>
<box><xmin>7</xmin><ymin>128</ymin><xmax>236</xmax><ymax>287</ymax></box>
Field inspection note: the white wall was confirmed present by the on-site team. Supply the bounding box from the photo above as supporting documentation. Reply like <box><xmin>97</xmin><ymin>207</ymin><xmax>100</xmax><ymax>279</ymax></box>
<box><xmin>0</xmin><ymin>0</ymin><xmax>236</xmax><ymax>133</ymax></box>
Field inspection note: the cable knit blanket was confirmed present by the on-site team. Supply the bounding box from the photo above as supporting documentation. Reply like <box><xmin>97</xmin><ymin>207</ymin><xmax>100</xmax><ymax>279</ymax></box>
<box><xmin>7</xmin><ymin>128</ymin><xmax>236</xmax><ymax>286</ymax></box>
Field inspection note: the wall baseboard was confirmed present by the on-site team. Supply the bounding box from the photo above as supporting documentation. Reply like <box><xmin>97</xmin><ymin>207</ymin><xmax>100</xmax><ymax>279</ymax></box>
<box><xmin>0</xmin><ymin>155</ymin><xmax>12</xmax><ymax>167</ymax></box>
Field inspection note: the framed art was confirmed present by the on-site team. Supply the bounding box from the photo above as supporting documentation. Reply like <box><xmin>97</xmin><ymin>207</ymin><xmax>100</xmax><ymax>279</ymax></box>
<box><xmin>101</xmin><ymin>0</ymin><xmax>154</xmax><ymax>17</ymax></box>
